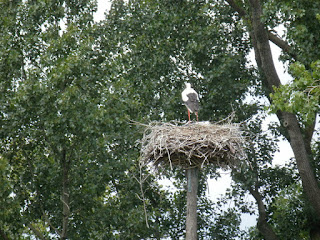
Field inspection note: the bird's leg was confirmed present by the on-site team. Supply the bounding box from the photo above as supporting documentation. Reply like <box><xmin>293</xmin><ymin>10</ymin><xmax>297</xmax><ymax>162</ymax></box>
<box><xmin>195</xmin><ymin>112</ymin><xmax>198</xmax><ymax>122</ymax></box>
<box><xmin>188</xmin><ymin>109</ymin><xmax>191</xmax><ymax>122</ymax></box>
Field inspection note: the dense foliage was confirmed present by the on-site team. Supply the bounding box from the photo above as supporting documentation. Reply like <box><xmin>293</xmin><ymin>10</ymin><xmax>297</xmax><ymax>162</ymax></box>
<box><xmin>0</xmin><ymin>0</ymin><xmax>319</xmax><ymax>239</ymax></box>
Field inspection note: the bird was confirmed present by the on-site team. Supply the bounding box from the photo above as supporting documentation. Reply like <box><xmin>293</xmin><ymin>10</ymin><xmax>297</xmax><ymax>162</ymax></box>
<box><xmin>181</xmin><ymin>82</ymin><xmax>199</xmax><ymax>122</ymax></box>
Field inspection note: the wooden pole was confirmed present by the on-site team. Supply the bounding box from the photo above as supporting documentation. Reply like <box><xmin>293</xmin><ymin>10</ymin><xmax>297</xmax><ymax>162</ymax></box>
<box><xmin>185</xmin><ymin>167</ymin><xmax>199</xmax><ymax>240</ymax></box>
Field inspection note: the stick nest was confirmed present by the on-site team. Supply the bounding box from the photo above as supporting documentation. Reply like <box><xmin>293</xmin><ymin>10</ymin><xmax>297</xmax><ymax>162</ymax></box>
<box><xmin>140</xmin><ymin>121</ymin><xmax>245</xmax><ymax>169</ymax></box>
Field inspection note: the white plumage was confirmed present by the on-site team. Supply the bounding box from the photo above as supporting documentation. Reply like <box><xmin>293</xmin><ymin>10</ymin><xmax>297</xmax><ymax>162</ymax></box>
<box><xmin>181</xmin><ymin>82</ymin><xmax>199</xmax><ymax>121</ymax></box>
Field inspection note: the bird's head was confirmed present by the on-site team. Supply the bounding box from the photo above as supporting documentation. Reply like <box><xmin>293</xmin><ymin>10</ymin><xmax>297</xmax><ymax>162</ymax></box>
<box><xmin>185</xmin><ymin>82</ymin><xmax>191</xmax><ymax>88</ymax></box>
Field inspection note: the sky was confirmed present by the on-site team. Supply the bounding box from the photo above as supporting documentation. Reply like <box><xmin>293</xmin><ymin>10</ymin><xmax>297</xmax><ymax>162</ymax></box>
<box><xmin>94</xmin><ymin>0</ymin><xmax>111</xmax><ymax>22</ymax></box>
<box><xmin>94</xmin><ymin>0</ymin><xmax>295</xmax><ymax>231</ymax></box>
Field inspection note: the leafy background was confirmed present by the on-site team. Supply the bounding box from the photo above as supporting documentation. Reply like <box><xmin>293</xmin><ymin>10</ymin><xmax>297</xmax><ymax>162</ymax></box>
<box><xmin>0</xmin><ymin>0</ymin><xmax>319</xmax><ymax>239</ymax></box>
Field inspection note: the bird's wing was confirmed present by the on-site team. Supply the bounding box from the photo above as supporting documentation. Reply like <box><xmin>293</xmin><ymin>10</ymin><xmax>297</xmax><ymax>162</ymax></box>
<box><xmin>190</xmin><ymin>89</ymin><xmax>199</xmax><ymax>101</ymax></box>
<box><xmin>187</xmin><ymin>93</ymin><xmax>198</xmax><ymax>103</ymax></box>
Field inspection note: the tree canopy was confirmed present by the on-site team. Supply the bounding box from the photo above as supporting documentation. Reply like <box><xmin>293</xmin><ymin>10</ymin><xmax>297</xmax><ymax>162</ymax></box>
<box><xmin>0</xmin><ymin>0</ymin><xmax>319</xmax><ymax>239</ymax></box>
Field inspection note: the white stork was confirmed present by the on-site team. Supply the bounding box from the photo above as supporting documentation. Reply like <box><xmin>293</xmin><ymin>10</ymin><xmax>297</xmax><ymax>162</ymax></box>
<box><xmin>181</xmin><ymin>82</ymin><xmax>199</xmax><ymax>122</ymax></box>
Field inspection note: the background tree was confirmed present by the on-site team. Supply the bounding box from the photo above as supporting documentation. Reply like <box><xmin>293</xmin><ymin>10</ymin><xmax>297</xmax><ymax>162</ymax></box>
<box><xmin>225</xmin><ymin>0</ymin><xmax>320</xmax><ymax>238</ymax></box>
<box><xmin>99</xmin><ymin>1</ymin><xmax>257</xmax><ymax>239</ymax></box>
<box><xmin>2</xmin><ymin>0</ymin><xmax>319</xmax><ymax>239</ymax></box>
<box><xmin>0</xmin><ymin>1</ymin><xmax>167</xmax><ymax>238</ymax></box>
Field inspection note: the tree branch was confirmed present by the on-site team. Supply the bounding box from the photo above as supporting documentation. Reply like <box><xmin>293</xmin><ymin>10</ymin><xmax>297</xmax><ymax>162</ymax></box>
<box><xmin>28</xmin><ymin>224</ymin><xmax>47</xmax><ymax>240</ymax></box>
<box><xmin>43</xmin><ymin>213</ymin><xmax>62</xmax><ymax>237</ymax></box>
<box><xmin>268</xmin><ymin>31</ymin><xmax>299</xmax><ymax>60</ymax></box>
<box><xmin>136</xmin><ymin>161</ymin><xmax>150</xmax><ymax>228</ymax></box>
<box><xmin>225</xmin><ymin>0</ymin><xmax>296</xmax><ymax>60</ymax></box>
<box><xmin>61</xmin><ymin>149</ymin><xmax>70</xmax><ymax>240</ymax></box>
<box><xmin>248</xmin><ymin>187</ymin><xmax>279</xmax><ymax>240</ymax></box>
<box><xmin>225</xmin><ymin>0</ymin><xmax>246</xmax><ymax>18</ymax></box>
<box><xmin>248</xmin><ymin>0</ymin><xmax>320</xmax><ymax>217</ymax></box>
<box><xmin>303</xmin><ymin>116</ymin><xmax>317</xmax><ymax>155</ymax></box>
<box><xmin>267</xmin><ymin>31</ymin><xmax>290</xmax><ymax>53</ymax></box>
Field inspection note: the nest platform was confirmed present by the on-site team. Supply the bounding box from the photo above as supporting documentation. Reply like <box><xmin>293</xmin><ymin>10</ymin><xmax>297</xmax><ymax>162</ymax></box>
<box><xmin>140</xmin><ymin>121</ymin><xmax>245</xmax><ymax>169</ymax></box>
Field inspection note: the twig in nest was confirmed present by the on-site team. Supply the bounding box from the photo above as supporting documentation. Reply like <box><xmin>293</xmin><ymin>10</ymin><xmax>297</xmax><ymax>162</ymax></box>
<box><xmin>139</xmin><ymin>121</ymin><xmax>245</xmax><ymax>169</ymax></box>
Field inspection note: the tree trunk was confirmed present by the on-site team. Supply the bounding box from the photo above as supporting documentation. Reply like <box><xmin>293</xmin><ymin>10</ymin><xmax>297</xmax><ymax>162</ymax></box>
<box><xmin>310</xmin><ymin>226</ymin><xmax>320</xmax><ymax>240</ymax></box>
<box><xmin>185</xmin><ymin>167</ymin><xmax>199</xmax><ymax>240</ymax></box>
<box><xmin>61</xmin><ymin>149</ymin><xmax>70</xmax><ymax>239</ymax></box>
<box><xmin>248</xmin><ymin>0</ymin><xmax>320</xmax><ymax>217</ymax></box>
<box><xmin>249</xmin><ymin>187</ymin><xmax>279</xmax><ymax>240</ymax></box>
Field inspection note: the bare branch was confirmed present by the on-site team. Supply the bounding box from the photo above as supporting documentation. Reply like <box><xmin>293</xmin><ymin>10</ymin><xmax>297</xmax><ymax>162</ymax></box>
<box><xmin>225</xmin><ymin>0</ymin><xmax>246</xmax><ymax>18</ymax></box>
<box><xmin>268</xmin><ymin>31</ymin><xmax>297</xmax><ymax>60</ymax></box>
<box><xmin>61</xmin><ymin>149</ymin><xmax>70</xmax><ymax>239</ymax></box>
<box><xmin>28</xmin><ymin>224</ymin><xmax>47</xmax><ymax>240</ymax></box>
<box><xmin>248</xmin><ymin>187</ymin><xmax>279</xmax><ymax>240</ymax></box>
<box><xmin>226</xmin><ymin>0</ymin><xmax>297</xmax><ymax>60</ymax></box>
<box><xmin>43</xmin><ymin>213</ymin><xmax>62</xmax><ymax>237</ymax></box>
<box><xmin>138</xmin><ymin>161</ymin><xmax>150</xmax><ymax>228</ymax></box>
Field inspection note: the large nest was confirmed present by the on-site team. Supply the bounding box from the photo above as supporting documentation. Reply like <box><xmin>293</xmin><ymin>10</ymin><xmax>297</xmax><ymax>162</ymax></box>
<box><xmin>140</xmin><ymin>121</ymin><xmax>245</xmax><ymax>169</ymax></box>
